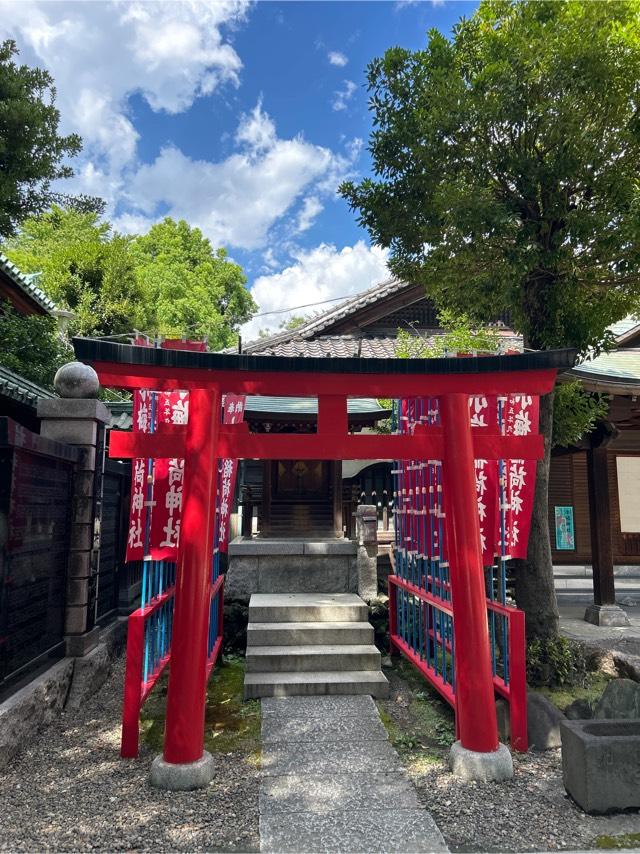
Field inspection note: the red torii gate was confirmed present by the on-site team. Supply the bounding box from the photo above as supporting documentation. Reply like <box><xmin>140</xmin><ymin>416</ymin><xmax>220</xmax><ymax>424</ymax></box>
<box><xmin>73</xmin><ymin>338</ymin><xmax>575</xmax><ymax>787</ymax></box>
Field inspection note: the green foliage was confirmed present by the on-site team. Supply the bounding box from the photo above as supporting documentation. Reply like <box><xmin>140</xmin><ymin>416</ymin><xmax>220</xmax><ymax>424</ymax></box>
<box><xmin>281</xmin><ymin>314</ymin><xmax>308</xmax><ymax>331</ymax></box>
<box><xmin>130</xmin><ymin>218</ymin><xmax>256</xmax><ymax>349</ymax></box>
<box><xmin>552</xmin><ymin>379</ymin><xmax>609</xmax><ymax>448</ymax></box>
<box><xmin>4</xmin><ymin>212</ymin><xmax>256</xmax><ymax>346</ymax></box>
<box><xmin>341</xmin><ymin>1</ymin><xmax>640</xmax><ymax>354</ymax></box>
<box><xmin>394</xmin><ymin>309</ymin><xmax>500</xmax><ymax>358</ymax></box>
<box><xmin>3</xmin><ymin>206</ymin><xmax>143</xmax><ymax>337</ymax></box>
<box><xmin>526</xmin><ymin>635</ymin><xmax>591</xmax><ymax>688</ymax></box>
<box><xmin>595</xmin><ymin>833</ymin><xmax>640</xmax><ymax>850</ymax></box>
<box><xmin>0</xmin><ymin>40</ymin><xmax>81</xmax><ymax>238</ymax></box>
<box><xmin>0</xmin><ymin>298</ymin><xmax>71</xmax><ymax>388</ymax></box>
<box><xmin>141</xmin><ymin>657</ymin><xmax>261</xmax><ymax>758</ymax></box>
<box><xmin>368</xmin><ymin>597</ymin><xmax>390</xmax><ymax>652</ymax></box>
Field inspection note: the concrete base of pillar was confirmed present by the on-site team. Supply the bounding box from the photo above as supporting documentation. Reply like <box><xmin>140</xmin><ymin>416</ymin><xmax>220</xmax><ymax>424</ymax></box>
<box><xmin>584</xmin><ymin>604</ymin><xmax>630</xmax><ymax>627</ymax></box>
<box><xmin>149</xmin><ymin>751</ymin><xmax>215</xmax><ymax>790</ymax></box>
<box><xmin>449</xmin><ymin>741</ymin><xmax>513</xmax><ymax>782</ymax></box>
<box><xmin>65</xmin><ymin>626</ymin><xmax>100</xmax><ymax>657</ymax></box>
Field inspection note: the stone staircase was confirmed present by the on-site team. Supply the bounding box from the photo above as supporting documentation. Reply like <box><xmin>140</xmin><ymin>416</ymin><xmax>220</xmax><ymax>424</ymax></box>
<box><xmin>554</xmin><ymin>564</ymin><xmax>640</xmax><ymax>605</ymax></box>
<box><xmin>244</xmin><ymin>593</ymin><xmax>389</xmax><ymax>700</ymax></box>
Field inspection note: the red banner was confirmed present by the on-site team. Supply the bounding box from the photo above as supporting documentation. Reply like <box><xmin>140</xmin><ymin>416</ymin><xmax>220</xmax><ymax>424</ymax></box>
<box><xmin>216</xmin><ymin>394</ymin><xmax>246</xmax><ymax>553</ymax></box>
<box><xmin>470</xmin><ymin>395</ymin><xmax>499</xmax><ymax>566</ymax></box>
<box><xmin>503</xmin><ymin>394</ymin><xmax>539</xmax><ymax>560</ymax></box>
<box><xmin>148</xmin><ymin>391</ymin><xmax>189</xmax><ymax>561</ymax></box>
<box><xmin>161</xmin><ymin>339</ymin><xmax>207</xmax><ymax>352</ymax></box>
<box><xmin>126</xmin><ymin>390</ymin><xmax>152</xmax><ymax>562</ymax></box>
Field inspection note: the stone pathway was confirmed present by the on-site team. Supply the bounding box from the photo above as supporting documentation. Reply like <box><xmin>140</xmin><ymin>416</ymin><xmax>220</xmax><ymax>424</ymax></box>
<box><xmin>259</xmin><ymin>695</ymin><xmax>447</xmax><ymax>853</ymax></box>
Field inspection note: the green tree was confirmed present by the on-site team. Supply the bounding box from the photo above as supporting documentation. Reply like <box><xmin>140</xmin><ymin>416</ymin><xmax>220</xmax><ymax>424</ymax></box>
<box><xmin>4</xmin><ymin>206</ymin><xmax>143</xmax><ymax>337</ymax></box>
<box><xmin>0</xmin><ymin>299</ymin><xmax>71</xmax><ymax>388</ymax></box>
<box><xmin>0</xmin><ymin>40</ymin><xmax>81</xmax><ymax>238</ymax></box>
<box><xmin>130</xmin><ymin>218</ymin><xmax>255</xmax><ymax>349</ymax></box>
<box><xmin>341</xmin><ymin>0</ymin><xmax>640</xmax><ymax>638</ymax></box>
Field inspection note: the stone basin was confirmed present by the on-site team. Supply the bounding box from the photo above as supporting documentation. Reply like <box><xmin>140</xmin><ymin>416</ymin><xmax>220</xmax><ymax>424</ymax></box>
<box><xmin>560</xmin><ymin>718</ymin><xmax>640</xmax><ymax>814</ymax></box>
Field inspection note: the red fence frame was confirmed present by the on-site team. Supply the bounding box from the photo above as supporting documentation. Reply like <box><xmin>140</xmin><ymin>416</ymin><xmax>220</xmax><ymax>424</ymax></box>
<box><xmin>120</xmin><ymin>574</ymin><xmax>224</xmax><ymax>759</ymax></box>
<box><xmin>388</xmin><ymin>573</ymin><xmax>528</xmax><ymax>751</ymax></box>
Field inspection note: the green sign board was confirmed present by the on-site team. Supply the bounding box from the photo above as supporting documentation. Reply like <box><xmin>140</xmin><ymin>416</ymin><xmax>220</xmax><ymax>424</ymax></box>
<box><xmin>555</xmin><ymin>505</ymin><xmax>575</xmax><ymax>551</ymax></box>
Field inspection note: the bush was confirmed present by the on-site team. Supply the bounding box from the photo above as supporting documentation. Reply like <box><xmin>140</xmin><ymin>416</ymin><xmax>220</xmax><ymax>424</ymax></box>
<box><xmin>369</xmin><ymin>597</ymin><xmax>389</xmax><ymax>653</ymax></box>
<box><xmin>223</xmin><ymin>600</ymin><xmax>248</xmax><ymax>654</ymax></box>
<box><xmin>526</xmin><ymin>636</ymin><xmax>591</xmax><ymax>688</ymax></box>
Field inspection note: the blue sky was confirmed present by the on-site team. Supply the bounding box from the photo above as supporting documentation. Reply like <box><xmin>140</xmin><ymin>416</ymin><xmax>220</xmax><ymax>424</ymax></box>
<box><xmin>0</xmin><ymin>0</ymin><xmax>477</xmax><ymax>340</ymax></box>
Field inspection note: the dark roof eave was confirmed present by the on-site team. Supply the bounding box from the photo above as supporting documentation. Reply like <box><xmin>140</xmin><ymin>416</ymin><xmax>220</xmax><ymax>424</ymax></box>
<box><xmin>73</xmin><ymin>338</ymin><xmax>576</xmax><ymax>376</ymax></box>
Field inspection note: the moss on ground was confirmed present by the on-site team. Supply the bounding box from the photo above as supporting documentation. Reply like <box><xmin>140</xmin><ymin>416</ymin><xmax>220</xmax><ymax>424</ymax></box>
<box><xmin>378</xmin><ymin>657</ymin><xmax>455</xmax><ymax>771</ymax></box>
<box><xmin>537</xmin><ymin>673</ymin><xmax>612</xmax><ymax>714</ymax></box>
<box><xmin>140</xmin><ymin>656</ymin><xmax>261</xmax><ymax>761</ymax></box>
<box><xmin>595</xmin><ymin>833</ymin><xmax>640</xmax><ymax>849</ymax></box>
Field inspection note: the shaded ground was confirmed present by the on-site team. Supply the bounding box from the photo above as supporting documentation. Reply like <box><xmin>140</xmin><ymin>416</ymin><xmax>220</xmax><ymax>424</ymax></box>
<box><xmin>0</xmin><ymin>656</ymin><xmax>259</xmax><ymax>853</ymax></box>
<box><xmin>379</xmin><ymin>658</ymin><xmax>640</xmax><ymax>853</ymax></box>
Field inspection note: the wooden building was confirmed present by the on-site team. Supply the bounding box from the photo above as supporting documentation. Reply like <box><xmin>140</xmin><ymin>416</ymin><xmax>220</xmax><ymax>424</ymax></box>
<box><xmin>549</xmin><ymin>319</ymin><xmax>640</xmax><ymax>568</ymax></box>
<box><xmin>236</xmin><ymin>278</ymin><xmax>520</xmax><ymax>540</ymax></box>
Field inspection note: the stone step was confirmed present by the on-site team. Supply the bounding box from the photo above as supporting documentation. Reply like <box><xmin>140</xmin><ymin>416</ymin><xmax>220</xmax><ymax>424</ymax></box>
<box><xmin>247</xmin><ymin>621</ymin><xmax>374</xmax><ymax>647</ymax></box>
<box><xmin>554</xmin><ymin>577</ymin><xmax>640</xmax><ymax>590</ymax></box>
<box><xmin>246</xmin><ymin>644</ymin><xmax>381</xmax><ymax>673</ymax></box>
<box><xmin>249</xmin><ymin>593</ymin><xmax>368</xmax><ymax>624</ymax></box>
<box><xmin>554</xmin><ymin>564</ymin><xmax>640</xmax><ymax>578</ymax></box>
<box><xmin>244</xmin><ymin>670</ymin><xmax>390</xmax><ymax>700</ymax></box>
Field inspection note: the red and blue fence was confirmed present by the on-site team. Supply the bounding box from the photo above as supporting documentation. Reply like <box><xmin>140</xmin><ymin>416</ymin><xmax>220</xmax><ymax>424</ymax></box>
<box><xmin>120</xmin><ymin>553</ymin><xmax>224</xmax><ymax>758</ymax></box>
<box><xmin>388</xmin><ymin>397</ymin><xmax>528</xmax><ymax>751</ymax></box>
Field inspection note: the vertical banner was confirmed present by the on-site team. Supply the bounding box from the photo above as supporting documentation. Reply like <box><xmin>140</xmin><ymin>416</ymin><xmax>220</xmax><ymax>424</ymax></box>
<box><xmin>149</xmin><ymin>391</ymin><xmax>189</xmax><ymax>561</ymax></box>
<box><xmin>503</xmin><ymin>394</ymin><xmax>540</xmax><ymax>559</ymax></box>
<box><xmin>217</xmin><ymin>394</ymin><xmax>246</xmax><ymax>553</ymax></box>
<box><xmin>469</xmin><ymin>395</ymin><xmax>499</xmax><ymax>566</ymax></box>
<box><xmin>126</xmin><ymin>390</ymin><xmax>152</xmax><ymax>562</ymax></box>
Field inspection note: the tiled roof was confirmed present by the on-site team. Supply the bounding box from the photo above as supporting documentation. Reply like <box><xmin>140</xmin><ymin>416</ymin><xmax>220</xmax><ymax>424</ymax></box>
<box><xmin>611</xmin><ymin>315</ymin><xmax>640</xmax><ymax>345</ymax></box>
<box><xmin>241</xmin><ymin>277</ymin><xmax>406</xmax><ymax>353</ymax></box>
<box><xmin>0</xmin><ymin>253</ymin><xmax>56</xmax><ymax>314</ymax></box>
<box><xmin>571</xmin><ymin>349</ymin><xmax>640</xmax><ymax>390</ymax></box>
<box><xmin>0</xmin><ymin>365</ymin><xmax>56</xmax><ymax>407</ymax></box>
<box><xmin>251</xmin><ymin>332</ymin><xmax>523</xmax><ymax>359</ymax></box>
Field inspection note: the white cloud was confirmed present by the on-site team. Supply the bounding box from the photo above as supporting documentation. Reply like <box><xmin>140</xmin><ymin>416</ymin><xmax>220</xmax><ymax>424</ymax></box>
<box><xmin>235</xmin><ymin>99</ymin><xmax>277</xmax><ymax>153</ymax></box>
<box><xmin>125</xmin><ymin>104</ymin><xmax>358</xmax><ymax>250</ymax></box>
<box><xmin>241</xmin><ymin>241</ymin><xmax>390</xmax><ymax>340</ymax></box>
<box><xmin>328</xmin><ymin>50</ymin><xmax>348</xmax><ymax>67</ymax></box>
<box><xmin>0</xmin><ymin>0</ymin><xmax>250</xmax><ymax>202</ymax></box>
<box><xmin>333</xmin><ymin>80</ymin><xmax>358</xmax><ymax>112</ymax></box>
<box><xmin>296</xmin><ymin>197</ymin><xmax>324</xmax><ymax>233</ymax></box>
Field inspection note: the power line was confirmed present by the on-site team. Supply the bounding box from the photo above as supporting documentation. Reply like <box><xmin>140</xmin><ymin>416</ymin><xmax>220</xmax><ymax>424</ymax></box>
<box><xmin>252</xmin><ymin>294</ymin><xmax>353</xmax><ymax>318</ymax></box>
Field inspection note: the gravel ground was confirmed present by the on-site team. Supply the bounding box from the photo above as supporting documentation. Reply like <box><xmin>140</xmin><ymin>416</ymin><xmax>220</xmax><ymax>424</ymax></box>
<box><xmin>0</xmin><ymin>657</ymin><xmax>259</xmax><ymax>853</ymax></box>
<box><xmin>382</xmin><ymin>667</ymin><xmax>640</xmax><ymax>853</ymax></box>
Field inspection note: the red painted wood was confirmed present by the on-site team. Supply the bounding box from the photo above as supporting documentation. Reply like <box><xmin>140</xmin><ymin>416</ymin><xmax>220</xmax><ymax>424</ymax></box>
<box><xmin>163</xmin><ymin>388</ymin><xmax>221</xmax><ymax>765</ymax></box>
<box><xmin>318</xmin><ymin>395</ymin><xmax>348</xmax><ymax>435</ymax></box>
<box><xmin>120</xmin><ymin>586</ymin><xmax>176</xmax><ymax>759</ymax></box>
<box><xmin>109</xmin><ymin>428</ymin><xmax>544</xmax><ymax>464</ymax></box>
<box><xmin>441</xmin><ymin>394</ymin><xmax>500</xmax><ymax>754</ymax></box>
<box><xmin>93</xmin><ymin>361</ymin><xmax>558</xmax><ymax>397</ymax></box>
<box><xmin>505</xmin><ymin>607</ymin><xmax>528</xmax><ymax>752</ymax></box>
<box><xmin>120</xmin><ymin>611</ymin><xmax>145</xmax><ymax>758</ymax></box>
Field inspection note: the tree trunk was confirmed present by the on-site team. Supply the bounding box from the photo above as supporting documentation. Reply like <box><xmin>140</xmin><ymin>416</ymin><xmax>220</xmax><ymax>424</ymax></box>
<box><xmin>514</xmin><ymin>390</ymin><xmax>560</xmax><ymax>640</ymax></box>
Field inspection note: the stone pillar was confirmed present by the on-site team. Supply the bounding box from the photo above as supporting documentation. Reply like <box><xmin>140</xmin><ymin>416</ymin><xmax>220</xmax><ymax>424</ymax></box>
<box><xmin>37</xmin><ymin>362</ymin><xmax>111</xmax><ymax>656</ymax></box>
<box><xmin>355</xmin><ymin>504</ymin><xmax>378</xmax><ymax>601</ymax></box>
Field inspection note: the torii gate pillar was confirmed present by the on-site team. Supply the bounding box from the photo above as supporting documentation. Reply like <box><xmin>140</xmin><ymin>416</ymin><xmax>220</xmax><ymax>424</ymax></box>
<box><xmin>441</xmin><ymin>394</ymin><xmax>513</xmax><ymax>781</ymax></box>
<box><xmin>150</xmin><ymin>388</ymin><xmax>220</xmax><ymax>790</ymax></box>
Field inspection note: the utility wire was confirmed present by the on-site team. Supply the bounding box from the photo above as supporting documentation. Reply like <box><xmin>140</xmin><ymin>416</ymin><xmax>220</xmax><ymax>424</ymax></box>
<box><xmin>251</xmin><ymin>294</ymin><xmax>353</xmax><ymax>318</ymax></box>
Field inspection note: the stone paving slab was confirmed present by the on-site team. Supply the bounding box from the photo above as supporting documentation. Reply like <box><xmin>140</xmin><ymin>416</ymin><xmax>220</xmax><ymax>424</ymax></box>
<box><xmin>261</xmin><ymin>694</ymin><xmax>376</xmax><ymax>717</ymax></box>
<box><xmin>261</xmin><ymin>739</ymin><xmax>404</xmax><ymax>777</ymax></box>
<box><xmin>260</xmin><ymin>771</ymin><xmax>419</xmax><ymax>814</ymax></box>
<box><xmin>260</xmin><ymin>808</ymin><xmax>448</xmax><ymax>853</ymax></box>
<box><xmin>261</xmin><ymin>710</ymin><xmax>387</xmax><ymax>743</ymax></box>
